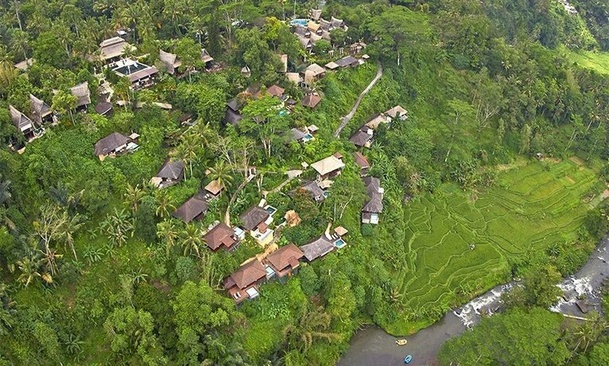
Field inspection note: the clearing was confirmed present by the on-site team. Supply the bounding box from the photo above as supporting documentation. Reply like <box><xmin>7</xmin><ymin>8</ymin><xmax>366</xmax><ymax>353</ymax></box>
<box><xmin>562</xmin><ymin>48</ymin><xmax>609</xmax><ymax>75</ymax></box>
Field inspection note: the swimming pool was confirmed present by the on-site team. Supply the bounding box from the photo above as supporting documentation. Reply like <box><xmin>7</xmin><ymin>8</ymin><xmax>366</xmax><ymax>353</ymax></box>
<box><xmin>290</xmin><ymin>19</ymin><xmax>308</xmax><ymax>27</ymax></box>
<box><xmin>264</xmin><ymin>205</ymin><xmax>277</xmax><ymax>216</ymax></box>
<box><xmin>334</xmin><ymin>238</ymin><xmax>347</xmax><ymax>248</ymax></box>
<box><xmin>113</xmin><ymin>60</ymin><xmax>149</xmax><ymax>76</ymax></box>
<box><xmin>303</xmin><ymin>133</ymin><xmax>313</xmax><ymax>142</ymax></box>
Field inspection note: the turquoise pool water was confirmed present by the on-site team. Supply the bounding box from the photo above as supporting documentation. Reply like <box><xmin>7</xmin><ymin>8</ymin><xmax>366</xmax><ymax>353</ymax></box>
<box><xmin>334</xmin><ymin>238</ymin><xmax>346</xmax><ymax>248</ymax></box>
<box><xmin>290</xmin><ymin>19</ymin><xmax>308</xmax><ymax>26</ymax></box>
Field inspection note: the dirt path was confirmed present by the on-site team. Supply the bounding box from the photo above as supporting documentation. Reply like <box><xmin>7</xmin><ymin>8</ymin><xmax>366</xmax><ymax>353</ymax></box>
<box><xmin>333</xmin><ymin>61</ymin><xmax>383</xmax><ymax>138</ymax></box>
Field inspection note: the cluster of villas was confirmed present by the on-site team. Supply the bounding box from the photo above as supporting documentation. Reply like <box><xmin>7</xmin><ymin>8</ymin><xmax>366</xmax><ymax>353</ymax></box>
<box><xmin>8</xmin><ymin>84</ymin><xmax>91</xmax><ymax>149</ymax></box>
<box><xmin>291</xmin><ymin>9</ymin><xmax>349</xmax><ymax>53</ymax></box>
<box><xmin>9</xmin><ymin>16</ymin><xmax>408</xmax><ymax>305</ymax></box>
<box><xmin>349</xmin><ymin>105</ymin><xmax>408</xmax><ymax>149</ymax></box>
<box><xmin>10</xmin><ymin>31</ymin><xmax>217</xmax><ymax>151</ymax></box>
<box><xmin>92</xmin><ymin>36</ymin><xmax>216</xmax><ymax>90</ymax></box>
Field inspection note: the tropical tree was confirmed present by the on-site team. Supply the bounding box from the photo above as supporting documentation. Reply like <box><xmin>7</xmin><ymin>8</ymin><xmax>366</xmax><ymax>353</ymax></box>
<box><xmin>33</xmin><ymin>204</ymin><xmax>68</xmax><ymax>257</ymax></box>
<box><xmin>0</xmin><ymin>282</ymin><xmax>15</xmax><ymax>336</ymax></box>
<box><xmin>103</xmin><ymin>307</ymin><xmax>167</xmax><ymax>364</ymax></box>
<box><xmin>0</xmin><ymin>61</ymin><xmax>18</xmax><ymax>97</ymax></box>
<box><xmin>174</xmin><ymin>131</ymin><xmax>200</xmax><ymax>178</ymax></box>
<box><xmin>123</xmin><ymin>182</ymin><xmax>146</xmax><ymax>214</ymax></box>
<box><xmin>39</xmin><ymin>246</ymin><xmax>62</xmax><ymax>278</ymax></box>
<box><xmin>283</xmin><ymin>306</ymin><xmax>342</xmax><ymax>352</ymax></box>
<box><xmin>99</xmin><ymin>208</ymin><xmax>134</xmax><ymax>248</ymax></box>
<box><xmin>174</xmin><ymin>36</ymin><xmax>200</xmax><ymax>82</ymax></box>
<box><xmin>15</xmin><ymin>254</ymin><xmax>46</xmax><ymax>287</ymax></box>
<box><xmin>10</xmin><ymin>29</ymin><xmax>29</xmax><ymax>61</ymax></box>
<box><xmin>156</xmin><ymin>220</ymin><xmax>180</xmax><ymax>256</ymax></box>
<box><xmin>207</xmin><ymin>160</ymin><xmax>234</xmax><ymax>190</ymax></box>
<box><xmin>51</xmin><ymin>90</ymin><xmax>78</xmax><ymax>125</ymax></box>
<box><xmin>180</xmin><ymin>224</ymin><xmax>203</xmax><ymax>257</ymax></box>
<box><xmin>439</xmin><ymin>307</ymin><xmax>570</xmax><ymax>365</ymax></box>
<box><xmin>0</xmin><ymin>173</ymin><xmax>11</xmax><ymax>208</ymax></box>
<box><xmin>63</xmin><ymin>213</ymin><xmax>85</xmax><ymax>260</ymax></box>
<box><xmin>566</xmin><ymin>312</ymin><xmax>608</xmax><ymax>354</ymax></box>
<box><xmin>154</xmin><ymin>189</ymin><xmax>175</xmax><ymax>219</ymax></box>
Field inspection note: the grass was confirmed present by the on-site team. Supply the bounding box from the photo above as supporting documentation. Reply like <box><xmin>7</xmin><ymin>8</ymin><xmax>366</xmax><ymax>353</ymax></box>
<box><xmin>562</xmin><ymin>47</ymin><xmax>609</xmax><ymax>75</ymax></box>
<box><xmin>385</xmin><ymin>160</ymin><xmax>598</xmax><ymax>334</ymax></box>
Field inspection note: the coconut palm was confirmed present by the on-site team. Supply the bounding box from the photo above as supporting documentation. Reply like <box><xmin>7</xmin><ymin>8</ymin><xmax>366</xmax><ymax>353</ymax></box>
<box><xmin>568</xmin><ymin>312</ymin><xmax>607</xmax><ymax>354</ymax></box>
<box><xmin>99</xmin><ymin>208</ymin><xmax>134</xmax><ymax>247</ymax></box>
<box><xmin>283</xmin><ymin>306</ymin><xmax>342</xmax><ymax>352</ymax></box>
<box><xmin>15</xmin><ymin>255</ymin><xmax>43</xmax><ymax>287</ymax></box>
<box><xmin>156</xmin><ymin>220</ymin><xmax>180</xmax><ymax>256</ymax></box>
<box><xmin>180</xmin><ymin>224</ymin><xmax>202</xmax><ymax>257</ymax></box>
<box><xmin>63</xmin><ymin>213</ymin><xmax>85</xmax><ymax>260</ymax></box>
<box><xmin>39</xmin><ymin>247</ymin><xmax>62</xmax><ymax>278</ymax></box>
<box><xmin>174</xmin><ymin>132</ymin><xmax>199</xmax><ymax>178</ymax></box>
<box><xmin>123</xmin><ymin>183</ymin><xmax>145</xmax><ymax>214</ymax></box>
<box><xmin>207</xmin><ymin>160</ymin><xmax>234</xmax><ymax>190</ymax></box>
<box><xmin>154</xmin><ymin>190</ymin><xmax>176</xmax><ymax>219</ymax></box>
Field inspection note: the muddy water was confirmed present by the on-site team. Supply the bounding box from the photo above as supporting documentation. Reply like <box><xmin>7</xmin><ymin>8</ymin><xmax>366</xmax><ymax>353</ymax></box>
<box><xmin>337</xmin><ymin>237</ymin><xmax>609</xmax><ymax>366</ymax></box>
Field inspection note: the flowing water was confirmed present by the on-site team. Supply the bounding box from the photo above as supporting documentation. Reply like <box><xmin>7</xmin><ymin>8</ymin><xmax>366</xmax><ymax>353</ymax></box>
<box><xmin>337</xmin><ymin>238</ymin><xmax>609</xmax><ymax>366</ymax></box>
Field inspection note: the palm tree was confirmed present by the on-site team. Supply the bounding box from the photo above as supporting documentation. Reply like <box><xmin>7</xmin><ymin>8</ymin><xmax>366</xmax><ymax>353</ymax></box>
<box><xmin>123</xmin><ymin>183</ymin><xmax>145</xmax><ymax>214</ymax></box>
<box><xmin>10</xmin><ymin>29</ymin><xmax>29</xmax><ymax>61</ymax></box>
<box><xmin>93</xmin><ymin>0</ymin><xmax>116</xmax><ymax>16</ymax></box>
<box><xmin>10</xmin><ymin>0</ymin><xmax>23</xmax><ymax>30</ymax></box>
<box><xmin>174</xmin><ymin>132</ymin><xmax>199</xmax><ymax>178</ymax></box>
<box><xmin>16</xmin><ymin>255</ymin><xmax>43</xmax><ymax>287</ymax></box>
<box><xmin>282</xmin><ymin>306</ymin><xmax>342</xmax><ymax>352</ymax></box>
<box><xmin>63</xmin><ymin>213</ymin><xmax>85</xmax><ymax>260</ymax></box>
<box><xmin>207</xmin><ymin>160</ymin><xmax>234</xmax><ymax>190</ymax></box>
<box><xmin>568</xmin><ymin>312</ymin><xmax>607</xmax><ymax>354</ymax></box>
<box><xmin>154</xmin><ymin>190</ymin><xmax>176</xmax><ymax>219</ymax></box>
<box><xmin>114</xmin><ymin>77</ymin><xmax>133</xmax><ymax>109</ymax></box>
<box><xmin>156</xmin><ymin>220</ymin><xmax>180</xmax><ymax>256</ymax></box>
<box><xmin>39</xmin><ymin>246</ymin><xmax>62</xmax><ymax>278</ymax></box>
<box><xmin>180</xmin><ymin>224</ymin><xmax>202</xmax><ymax>257</ymax></box>
<box><xmin>99</xmin><ymin>208</ymin><xmax>134</xmax><ymax>247</ymax></box>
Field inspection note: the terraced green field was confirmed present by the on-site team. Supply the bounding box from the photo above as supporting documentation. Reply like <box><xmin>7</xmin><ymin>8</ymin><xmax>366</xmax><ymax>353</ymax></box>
<box><xmin>396</xmin><ymin>160</ymin><xmax>598</xmax><ymax>319</ymax></box>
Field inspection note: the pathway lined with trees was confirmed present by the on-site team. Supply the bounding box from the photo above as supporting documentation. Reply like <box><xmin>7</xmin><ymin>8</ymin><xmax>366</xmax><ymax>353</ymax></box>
<box><xmin>333</xmin><ymin>61</ymin><xmax>383</xmax><ymax>138</ymax></box>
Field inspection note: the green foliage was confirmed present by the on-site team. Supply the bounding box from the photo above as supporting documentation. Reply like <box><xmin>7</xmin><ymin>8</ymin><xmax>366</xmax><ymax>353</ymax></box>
<box><xmin>173</xmin><ymin>280</ymin><xmax>246</xmax><ymax>365</ymax></box>
<box><xmin>1</xmin><ymin>0</ymin><xmax>609</xmax><ymax>364</ymax></box>
<box><xmin>439</xmin><ymin>307</ymin><xmax>569</xmax><ymax>365</ymax></box>
<box><xmin>589</xmin><ymin>343</ymin><xmax>609</xmax><ymax>365</ymax></box>
<box><xmin>103</xmin><ymin>306</ymin><xmax>167</xmax><ymax>365</ymax></box>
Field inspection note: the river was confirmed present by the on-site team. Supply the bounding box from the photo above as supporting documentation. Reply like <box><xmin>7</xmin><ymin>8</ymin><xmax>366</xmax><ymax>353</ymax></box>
<box><xmin>337</xmin><ymin>237</ymin><xmax>609</xmax><ymax>366</ymax></box>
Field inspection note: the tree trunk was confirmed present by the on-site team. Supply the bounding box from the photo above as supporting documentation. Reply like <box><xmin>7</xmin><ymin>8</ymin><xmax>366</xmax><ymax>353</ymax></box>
<box><xmin>14</xmin><ymin>1</ymin><xmax>22</xmax><ymax>31</ymax></box>
<box><xmin>224</xmin><ymin>174</ymin><xmax>255</xmax><ymax>225</ymax></box>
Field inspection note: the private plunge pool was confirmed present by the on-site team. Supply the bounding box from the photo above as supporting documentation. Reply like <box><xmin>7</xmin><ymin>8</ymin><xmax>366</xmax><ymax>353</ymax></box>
<box><xmin>290</xmin><ymin>19</ymin><xmax>308</xmax><ymax>27</ymax></box>
<box><xmin>334</xmin><ymin>238</ymin><xmax>347</xmax><ymax>249</ymax></box>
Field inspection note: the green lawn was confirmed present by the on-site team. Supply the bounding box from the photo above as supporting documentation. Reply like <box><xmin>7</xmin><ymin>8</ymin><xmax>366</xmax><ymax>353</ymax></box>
<box><xmin>562</xmin><ymin>47</ymin><xmax>609</xmax><ymax>75</ymax></box>
<box><xmin>387</xmin><ymin>160</ymin><xmax>597</xmax><ymax>333</ymax></box>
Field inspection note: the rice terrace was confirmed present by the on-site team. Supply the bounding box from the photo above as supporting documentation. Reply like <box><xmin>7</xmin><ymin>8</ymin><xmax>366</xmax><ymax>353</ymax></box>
<box><xmin>390</xmin><ymin>159</ymin><xmax>599</xmax><ymax>331</ymax></box>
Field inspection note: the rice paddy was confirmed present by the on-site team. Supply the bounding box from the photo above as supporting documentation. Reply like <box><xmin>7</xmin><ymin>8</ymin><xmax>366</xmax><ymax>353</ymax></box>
<box><xmin>397</xmin><ymin>160</ymin><xmax>597</xmax><ymax>316</ymax></box>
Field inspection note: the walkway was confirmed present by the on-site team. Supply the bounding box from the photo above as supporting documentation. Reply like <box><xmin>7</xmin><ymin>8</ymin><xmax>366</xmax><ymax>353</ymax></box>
<box><xmin>269</xmin><ymin>170</ymin><xmax>302</xmax><ymax>194</ymax></box>
<box><xmin>333</xmin><ymin>61</ymin><xmax>383</xmax><ymax>138</ymax></box>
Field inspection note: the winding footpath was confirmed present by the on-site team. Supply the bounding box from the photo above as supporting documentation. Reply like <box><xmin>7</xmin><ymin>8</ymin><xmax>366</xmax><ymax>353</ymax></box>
<box><xmin>338</xmin><ymin>236</ymin><xmax>609</xmax><ymax>366</ymax></box>
<box><xmin>333</xmin><ymin>61</ymin><xmax>383</xmax><ymax>138</ymax></box>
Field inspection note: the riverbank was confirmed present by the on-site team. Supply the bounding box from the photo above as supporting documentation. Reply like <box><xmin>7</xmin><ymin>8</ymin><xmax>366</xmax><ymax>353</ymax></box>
<box><xmin>337</xmin><ymin>236</ymin><xmax>609</xmax><ymax>366</ymax></box>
